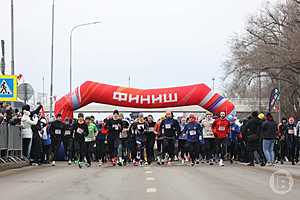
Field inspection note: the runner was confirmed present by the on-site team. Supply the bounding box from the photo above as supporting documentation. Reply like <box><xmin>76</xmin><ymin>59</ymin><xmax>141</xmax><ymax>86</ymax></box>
<box><xmin>212</xmin><ymin>112</ymin><xmax>230</xmax><ymax>166</ymax></box>
<box><xmin>160</xmin><ymin>111</ymin><xmax>180</xmax><ymax>164</ymax></box>
<box><xmin>277</xmin><ymin>118</ymin><xmax>288</xmax><ymax>164</ymax></box>
<box><xmin>154</xmin><ymin>116</ymin><xmax>165</xmax><ymax>165</ymax></box>
<box><xmin>73</xmin><ymin>113</ymin><xmax>89</xmax><ymax>168</ymax></box>
<box><xmin>296</xmin><ymin>118</ymin><xmax>300</xmax><ymax>164</ymax></box>
<box><xmin>228</xmin><ymin>116</ymin><xmax>240</xmax><ymax>164</ymax></box>
<box><xmin>119</xmin><ymin>113</ymin><xmax>130</xmax><ymax>166</ymax></box>
<box><xmin>201</xmin><ymin>112</ymin><xmax>215</xmax><ymax>165</ymax></box>
<box><xmin>285</xmin><ymin>117</ymin><xmax>297</xmax><ymax>165</ymax></box>
<box><xmin>182</xmin><ymin>114</ymin><xmax>204</xmax><ymax>166</ymax></box>
<box><xmin>145</xmin><ymin>115</ymin><xmax>156</xmax><ymax>165</ymax></box>
<box><xmin>85</xmin><ymin>116</ymin><xmax>98</xmax><ymax>167</ymax></box>
<box><xmin>178</xmin><ymin>117</ymin><xmax>188</xmax><ymax>164</ymax></box>
<box><xmin>96</xmin><ymin>118</ymin><xmax>109</xmax><ymax>166</ymax></box>
<box><xmin>107</xmin><ymin>110</ymin><xmax>123</xmax><ymax>166</ymax></box>
<box><xmin>49</xmin><ymin>113</ymin><xmax>65</xmax><ymax>166</ymax></box>
<box><xmin>63</xmin><ymin>118</ymin><xmax>73</xmax><ymax>165</ymax></box>
<box><xmin>129</xmin><ymin>113</ymin><xmax>148</xmax><ymax>166</ymax></box>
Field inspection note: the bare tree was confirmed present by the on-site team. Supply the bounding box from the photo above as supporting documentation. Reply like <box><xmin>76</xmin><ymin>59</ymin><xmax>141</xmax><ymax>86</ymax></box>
<box><xmin>224</xmin><ymin>0</ymin><xmax>300</xmax><ymax>117</ymax></box>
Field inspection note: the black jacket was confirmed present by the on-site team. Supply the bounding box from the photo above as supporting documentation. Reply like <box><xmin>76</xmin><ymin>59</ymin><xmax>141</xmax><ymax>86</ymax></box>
<box><xmin>261</xmin><ymin>120</ymin><xmax>277</xmax><ymax>139</ymax></box>
<box><xmin>243</xmin><ymin>117</ymin><xmax>262</xmax><ymax>151</ymax></box>
<box><xmin>73</xmin><ymin>121</ymin><xmax>89</xmax><ymax>143</ymax></box>
<box><xmin>49</xmin><ymin>120</ymin><xmax>65</xmax><ymax>138</ymax></box>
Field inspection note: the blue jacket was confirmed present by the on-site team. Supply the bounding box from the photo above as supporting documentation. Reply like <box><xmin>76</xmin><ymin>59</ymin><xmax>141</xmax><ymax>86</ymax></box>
<box><xmin>178</xmin><ymin>124</ymin><xmax>188</xmax><ymax>140</ymax></box>
<box><xmin>42</xmin><ymin>127</ymin><xmax>52</xmax><ymax>145</ymax></box>
<box><xmin>229</xmin><ymin>123</ymin><xmax>240</xmax><ymax>142</ymax></box>
<box><xmin>183</xmin><ymin>122</ymin><xmax>203</xmax><ymax>143</ymax></box>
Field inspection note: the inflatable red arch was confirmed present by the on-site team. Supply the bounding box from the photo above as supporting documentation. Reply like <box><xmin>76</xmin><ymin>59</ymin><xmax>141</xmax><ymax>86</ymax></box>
<box><xmin>54</xmin><ymin>81</ymin><xmax>235</xmax><ymax>120</ymax></box>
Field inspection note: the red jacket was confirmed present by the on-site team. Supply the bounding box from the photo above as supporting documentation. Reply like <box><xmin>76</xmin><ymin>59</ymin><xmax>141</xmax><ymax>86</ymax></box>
<box><xmin>212</xmin><ymin>118</ymin><xmax>230</xmax><ymax>139</ymax></box>
<box><xmin>101</xmin><ymin>127</ymin><xmax>109</xmax><ymax>135</ymax></box>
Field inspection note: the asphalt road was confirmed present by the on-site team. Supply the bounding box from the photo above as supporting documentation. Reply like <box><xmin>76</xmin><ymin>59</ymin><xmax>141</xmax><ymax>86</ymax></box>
<box><xmin>0</xmin><ymin>162</ymin><xmax>299</xmax><ymax>200</ymax></box>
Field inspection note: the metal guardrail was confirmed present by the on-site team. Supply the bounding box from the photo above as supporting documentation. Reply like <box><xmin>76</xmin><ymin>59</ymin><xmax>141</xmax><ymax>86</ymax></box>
<box><xmin>0</xmin><ymin>123</ymin><xmax>28</xmax><ymax>170</ymax></box>
<box><xmin>0</xmin><ymin>123</ymin><xmax>22</xmax><ymax>157</ymax></box>
<box><xmin>0</xmin><ymin>123</ymin><xmax>9</xmax><ymax>157</ymax></box>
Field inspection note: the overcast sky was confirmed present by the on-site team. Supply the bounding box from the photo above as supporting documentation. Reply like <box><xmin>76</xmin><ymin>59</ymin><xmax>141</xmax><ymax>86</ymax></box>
<box><xmin>0</xmin><ymin>0</ymin><xmax>271</xmax><ymax>99</ymax></box>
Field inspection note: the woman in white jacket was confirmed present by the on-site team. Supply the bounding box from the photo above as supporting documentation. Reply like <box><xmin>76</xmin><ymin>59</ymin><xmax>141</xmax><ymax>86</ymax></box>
<box><xmin>21</xmin><ymin>110</ymin><xmax>38</xmax><ymax>159</ymax></box>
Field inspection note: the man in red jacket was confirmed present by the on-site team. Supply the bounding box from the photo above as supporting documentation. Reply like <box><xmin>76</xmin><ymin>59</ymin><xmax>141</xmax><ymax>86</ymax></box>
<box><xmin>212</xmin><ymin>112</ymin><xmax>230</xmax><ymax>166</ymax></box>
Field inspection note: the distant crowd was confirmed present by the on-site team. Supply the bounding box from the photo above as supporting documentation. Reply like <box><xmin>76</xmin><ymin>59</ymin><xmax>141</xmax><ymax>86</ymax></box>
<box><xmin>0</xmin><ymin>102</ymin><xmax>23</xmax><ymax>125</ymax></box>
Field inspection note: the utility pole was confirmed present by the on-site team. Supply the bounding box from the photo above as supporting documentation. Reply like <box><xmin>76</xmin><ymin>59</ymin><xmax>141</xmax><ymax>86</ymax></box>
<box><xmin>258</xmin><ymin>71</ymin><xmax>262</xmax><ymax>112</ymax></box>
<box><xmin>49</xmin><ymin>0</ymin><xmax>55</xmax><ymax>119</ymax></box>
<box><xmin>128</xmin><ymin>76</ymin><xmax>131</xmax><ymax>88</ymax></box>
<box><xmin>278</xmin><ymin>78</ymin><xmax>281</xmax><ymax>122</ymax></box>
<box><xmin>11</xmin><ymin>0</ymin><xmax>15</xmax><ymax>75</ymax></box>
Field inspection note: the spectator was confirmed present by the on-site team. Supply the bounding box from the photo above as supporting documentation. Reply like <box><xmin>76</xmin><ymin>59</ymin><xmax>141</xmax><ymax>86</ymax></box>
<box><xmin>261</xmin><ymin>113</ymin><xmax>277</xmax><ymax>166</ymax></box>
<box><xmin>21</xmin><ymin>107</ymin><xmax>38</xmax><ymax>159</ymax></box>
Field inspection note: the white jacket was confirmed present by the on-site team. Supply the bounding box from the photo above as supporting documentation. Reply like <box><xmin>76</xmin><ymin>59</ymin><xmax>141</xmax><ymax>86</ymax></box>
<box><xmin>21</xmin><ymin>110</ymin><xmax>38</xmax><ymax>139</ymax></box>
<box><xmin>201</xmin><ymin>118</ymin><xmax>215</xmax><ymax>139</ymax></box>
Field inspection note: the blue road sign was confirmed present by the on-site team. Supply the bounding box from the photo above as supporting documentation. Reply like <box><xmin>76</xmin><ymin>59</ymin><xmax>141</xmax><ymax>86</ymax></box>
<box><xmin>0</xmin><ymin>75</ymin><xmax>17</xmax><ymax>101</ymax></box>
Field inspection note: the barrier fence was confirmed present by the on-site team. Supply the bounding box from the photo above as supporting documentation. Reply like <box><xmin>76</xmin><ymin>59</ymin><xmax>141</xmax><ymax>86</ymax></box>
<box><xmin>0</xmin><ymin>123</ymin><xmax>26</xmax><ymax>169</ymax></box>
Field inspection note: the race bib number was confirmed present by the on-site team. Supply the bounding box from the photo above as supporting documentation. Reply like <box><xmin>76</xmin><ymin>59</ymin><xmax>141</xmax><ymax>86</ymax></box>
<box><xmin>190</xmin><ymin>130</ymin><xmax>197</xmax><ymax>136</ymax></box>
<box><xmin>148</xmin><ymin>127</ymin><xmax>155</xmax><ymax>132</ymax></box>
<box><xmin>85</xmin><ymin>137</ymin><xmax>92</xmax><ymax>142</ymax></box>
<box><xmin>77</xmin><ymin>128</ymin><xmax>84</xmax><ymax>134</ymax></box>
<box><xmin>288</xmin><ymin>129</ymin><xmax>294</xmax><ymax>135</ymax></box>
<box><xmin>137</xmin><ymin>125</ymin><xmax>144</xmax><ymax>130</ymax></box>
<box><xmin>199</xmin><ymin>135</ymin><xmax>203</xmax><ymax>141</ymax></box>
<box><xmin>55</xmin><ymin>129</ymin><xmax>61</xmax><ymax>135</ymax></box>
<box><xmin>65</xmin><ymin>130</ymin><xmax>71</xmax><ymax>136</ymax></box>
<box><xmin>165</xmin><ymin>124</ymin><xmax>171</xmax><ymax>129</ymax></box>
<box><xmin>218</xmin><ymin>126</ymin><xmax>225</xmax><ymax>131</ymax></box>
<box><xmin>113</xmin><ymin>124</ymin><xmax>119</xmax><ymax>130</ymax></box>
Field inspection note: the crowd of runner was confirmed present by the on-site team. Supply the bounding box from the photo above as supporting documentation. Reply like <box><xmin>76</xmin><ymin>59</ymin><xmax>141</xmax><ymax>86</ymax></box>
<box><xmin>20</xmin><ymin>105</ymin><xmax>300</xmax><ymax>168</ymax></box>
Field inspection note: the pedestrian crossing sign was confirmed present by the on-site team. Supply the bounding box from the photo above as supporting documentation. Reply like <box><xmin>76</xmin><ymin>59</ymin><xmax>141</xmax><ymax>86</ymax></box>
<box><xmin>0</xmin><ymin>75</ymin><xmax>17</xmax><ymax>102</ymax></box>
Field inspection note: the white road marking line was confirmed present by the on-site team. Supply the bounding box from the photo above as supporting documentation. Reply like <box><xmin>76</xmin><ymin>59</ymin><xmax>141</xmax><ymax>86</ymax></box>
<box><xmin>144</xmin><ymin>166</ymin><xmax>151</xmax><ymax>170</ymax></box>
<box><xmin>146</xmin><ymin>188</ymin><xmax>157</xmax><ymax>193</ymax></box>
<box><xmin>145</xmin><ymin>171</ymin><xmax>153</xmax><ymax>174</ymax></box>
<box><xmin>146</xmin><ymin>177</ymin><xmax>155</xmax><ymax>181</ymax></box>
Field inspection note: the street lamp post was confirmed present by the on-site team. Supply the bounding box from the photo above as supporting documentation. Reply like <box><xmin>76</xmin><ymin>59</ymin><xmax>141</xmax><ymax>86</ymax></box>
<box><xmin>69</xmin><ymin>21</ymin><xmax>101</xmax><ymax>94</ymax></box>
<box><xmin>49</xmin><ymin>0</ymin><xmax>55</xmax><ymax>119</ymax></box>
<box><xmin>11</xmin><ymin>0</ymin><xmax>15</xmax><ymax>75</ymax></box>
